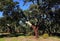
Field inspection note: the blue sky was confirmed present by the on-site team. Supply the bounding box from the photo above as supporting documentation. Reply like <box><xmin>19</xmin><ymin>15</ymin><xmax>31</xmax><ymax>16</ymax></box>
<box><xmin>0</xmin><ymin>0</ymin><xmax>31</xmax><ymax>17</ymax></box>
<box><xmin>14</xmin><ymin>0</ymin><xmax>31</xmax><ymax>10</ymax></box>
<box><xmin>0</xmin><ymin>12</ymin><xmax>3</xmax><ymax>17</ymax></box>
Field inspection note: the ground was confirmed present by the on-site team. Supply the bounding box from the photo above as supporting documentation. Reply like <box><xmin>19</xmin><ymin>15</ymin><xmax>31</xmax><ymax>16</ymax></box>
<box><xmin>0</xmin><ymin>36</ymin><xmax>60</xmax><ymax>41</ymax></box>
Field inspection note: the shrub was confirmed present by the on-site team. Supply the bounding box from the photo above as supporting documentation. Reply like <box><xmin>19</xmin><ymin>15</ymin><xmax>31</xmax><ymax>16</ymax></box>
<box><xmin>42</xmin><ymin>33</ymin><xmax>49</xmax><ymax>39</ymax></box>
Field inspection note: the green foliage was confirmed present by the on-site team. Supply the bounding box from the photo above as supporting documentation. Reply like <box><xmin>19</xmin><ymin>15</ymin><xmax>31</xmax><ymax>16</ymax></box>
<box><xmin>27</xmin><ymin>31</ymin><xmax>34</xmax><ymax>36</ymax></box>
<box><xmin>0</xmin><ymin>0</ymin><xmax>60</xmax><ymax>36</ymax></box>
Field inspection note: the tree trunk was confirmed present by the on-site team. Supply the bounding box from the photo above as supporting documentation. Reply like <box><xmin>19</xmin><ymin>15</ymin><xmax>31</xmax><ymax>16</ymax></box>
<box><xmin>26</xmin><ymin>21</ymin><xmax>39</xmax><ymax>38</ymax></box>
<box><xmin>31</xmin><ymin>25</ymin><xmax>39</xmax><ymax>38</ymax></box>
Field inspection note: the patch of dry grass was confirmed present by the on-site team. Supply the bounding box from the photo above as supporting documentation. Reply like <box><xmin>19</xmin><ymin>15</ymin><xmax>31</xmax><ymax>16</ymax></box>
<box><xmin>0</xmin><ymin>36</ymin><xmax>60</xmax><ymax>41</ymax></box>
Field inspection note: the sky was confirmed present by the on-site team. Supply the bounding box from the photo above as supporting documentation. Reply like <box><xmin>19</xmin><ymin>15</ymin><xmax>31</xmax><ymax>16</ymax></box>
<box><xmin>14</xmin><ymin>0</ymin><xmax>32</xmax><ymax>10</ymax></box>
<box><xmin>0</xmin><ymin>12</ymin><xmax>3</xmax><ymax>17</ymax></box>
<box><xmin>0</xmin><ymin>0</ymin><xmax>31</xmax><ymax>17</ymax></box>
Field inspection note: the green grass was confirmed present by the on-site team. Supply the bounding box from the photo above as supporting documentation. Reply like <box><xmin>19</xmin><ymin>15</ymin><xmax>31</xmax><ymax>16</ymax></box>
<box><xmin>0</xmin><ymin>38</ymin><xmax>5</xmax><ymax>41</ymax></box>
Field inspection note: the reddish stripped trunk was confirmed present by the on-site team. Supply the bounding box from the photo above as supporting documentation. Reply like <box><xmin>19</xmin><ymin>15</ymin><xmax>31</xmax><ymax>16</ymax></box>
<box><xmin>31</xmin><ymin>25</ymin><xmax>39</xmax><ymax>38</ymax></box>
<box><xmin>25</xmin><ymin>21</ymin><xmax>39</xmax><ymax>38</ymax></box>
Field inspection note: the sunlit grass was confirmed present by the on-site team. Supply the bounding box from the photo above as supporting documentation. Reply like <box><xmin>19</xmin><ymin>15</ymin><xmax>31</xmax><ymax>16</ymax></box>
<box><xmin>0</xmin><ymin>36</ymin><xmax>60</xmax><ymax>41</ymax></box>
<box><xmin>0</xmin><ymin>38</ymin><xmax>5</xmax><ymax>41</ymax></box>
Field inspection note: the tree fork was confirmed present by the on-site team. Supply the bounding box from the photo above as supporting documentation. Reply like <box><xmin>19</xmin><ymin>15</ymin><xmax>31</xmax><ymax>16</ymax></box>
<box><xmin>31</xmin><ymin>25</ymin><xmax>39</xmax><ymax>38</ymax></box>
<box><xmin>26</xmin><ymin>21</ymin><xmax>39</xmax><ymax>38</ymax></box>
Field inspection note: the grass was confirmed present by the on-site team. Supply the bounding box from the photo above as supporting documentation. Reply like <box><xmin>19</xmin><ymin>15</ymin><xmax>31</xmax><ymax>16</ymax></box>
<box><xmin>0</xmin><ymin>38</ymin><xmax>5</xmax><ymax>41</ymax></box>
<box><xmin>0</xmin><ymin>36</ymin><xmax>60</xmax><ymax>41</ymax></box>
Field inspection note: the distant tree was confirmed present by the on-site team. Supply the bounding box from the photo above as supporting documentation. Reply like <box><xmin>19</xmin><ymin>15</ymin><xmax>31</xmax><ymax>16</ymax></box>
<box><xmin>0</xmin><ymin>0</ymin><xmax>26</xmax><ymax>33</ymax></box>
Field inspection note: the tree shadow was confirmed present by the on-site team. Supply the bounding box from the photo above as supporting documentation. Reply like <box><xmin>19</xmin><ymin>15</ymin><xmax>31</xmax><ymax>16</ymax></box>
<box><xmin>0</xmin><ymin>33</ymin><xmax>25</xmax><ymax>38</ymax></box>
<box><xmin>51</xmin><ymin>33</ymin><xmax>60</xmax><ymax>38</ymax></box>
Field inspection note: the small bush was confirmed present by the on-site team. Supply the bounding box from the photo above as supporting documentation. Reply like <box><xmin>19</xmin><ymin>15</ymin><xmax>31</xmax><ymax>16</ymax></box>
<box><xmin>42</xmin><ymin>33</ymin><xmax>49</xmax><ymax>39</ymax></box>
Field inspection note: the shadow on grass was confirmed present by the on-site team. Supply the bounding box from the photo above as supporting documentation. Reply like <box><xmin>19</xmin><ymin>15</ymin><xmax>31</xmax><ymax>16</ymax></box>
<box><xmin>0</xmin><ymin>33</ymin><xmax>60</xmax><ymax>38</ymax></box>
<box><xmin>49</xmin><ymin>33</ymin><xmax>60</xmax><ymax>38</ymax></box>
<box><xmin>0</xmin><ymin>33</ymin><xmax>25</xmax><ymax>38</ymax></box>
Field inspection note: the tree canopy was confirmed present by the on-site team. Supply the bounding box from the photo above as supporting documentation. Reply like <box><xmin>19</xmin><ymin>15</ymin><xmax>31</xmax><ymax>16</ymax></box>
<box><xmin>0</xmin><ymin>0</ymin><xmax>60</xmax><ymax>38</ymax></box>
